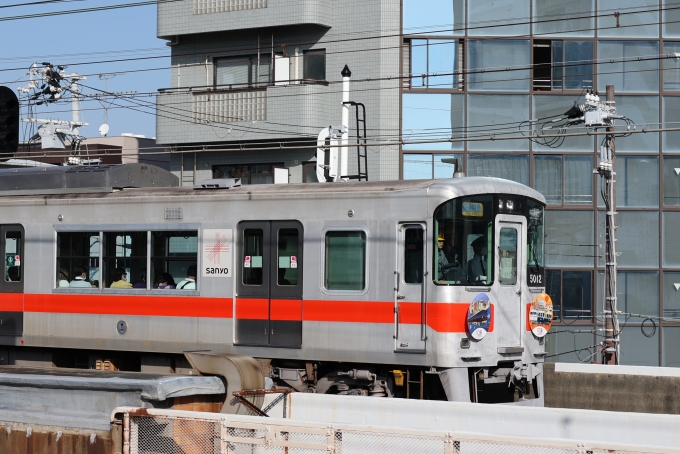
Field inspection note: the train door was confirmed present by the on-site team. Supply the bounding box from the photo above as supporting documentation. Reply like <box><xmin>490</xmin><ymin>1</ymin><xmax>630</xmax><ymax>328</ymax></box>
<box><xmin>235</xmin><ymin>221</ymin><xmax>303</xmax><ymax>347</ymax></box>
<box><xmin>394</xmin><ymin>224</ymin><xmax>427</xmax><ymax>352</ymax></box>
<box><xmin>0</xmin><ymin>225</ymin><xmax>24</xmax><ymax>336</ymax></box>
<box><xmin>495</xmin><ymin>216</ymin><xmax>524</xmax><ymax>348</ymax></box>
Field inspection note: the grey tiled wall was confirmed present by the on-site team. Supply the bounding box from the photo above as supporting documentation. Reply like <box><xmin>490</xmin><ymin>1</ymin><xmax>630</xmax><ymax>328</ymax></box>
<box><xmin>157</xmin><ymin>0</ymin><xmax>401</xmax><ymax>182</ymax></box>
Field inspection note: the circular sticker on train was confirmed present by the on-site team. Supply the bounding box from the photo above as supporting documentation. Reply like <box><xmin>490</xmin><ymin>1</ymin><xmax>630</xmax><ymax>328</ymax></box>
<box><xmin>467</xmin><ymin>293</ymin><xmax>492</xmax><ymax>340</ymax></box>
<box><xmin>528</xmin><ymin>293</ymin><xmax>553</xmax><ymax>338</ymax></box>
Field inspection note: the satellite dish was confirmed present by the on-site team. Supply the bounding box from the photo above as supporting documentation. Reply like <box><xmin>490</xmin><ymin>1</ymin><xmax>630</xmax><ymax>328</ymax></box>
<box><xmin>98</xmin><ymin>124</ymin><xmax>110</xmax><ymax>137</ymax></box>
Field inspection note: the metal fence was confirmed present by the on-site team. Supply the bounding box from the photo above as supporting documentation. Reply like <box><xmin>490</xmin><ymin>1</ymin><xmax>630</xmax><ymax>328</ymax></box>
<box><xmin>115</xmin><ymin>407</ymin><xmax>671</xmax><ymax>454</ymax></box>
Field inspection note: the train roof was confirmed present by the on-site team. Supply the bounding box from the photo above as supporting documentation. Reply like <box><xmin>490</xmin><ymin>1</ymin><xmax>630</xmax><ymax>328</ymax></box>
<box><xmin>0</xmin><ymin>164</ymin><xmax>545</xmax><ymax>204</ymax></box>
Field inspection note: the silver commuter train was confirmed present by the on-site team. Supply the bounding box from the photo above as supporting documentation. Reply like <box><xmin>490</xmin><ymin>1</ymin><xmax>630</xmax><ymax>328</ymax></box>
<box><xmin>0</xmin><ymin>164</ymin><xmax>548</xmax><ymax>404</ymax></box>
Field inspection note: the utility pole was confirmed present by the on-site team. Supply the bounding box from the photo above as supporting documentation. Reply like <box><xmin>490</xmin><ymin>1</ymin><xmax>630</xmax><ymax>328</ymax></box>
<box><xmin>557</xmin><ymin>84</ymin><xmax>627</xmax><ymax>364</ymax></box>
<box><xmin>601</xmin><ymin>85</ymin><xmax>620</xmax><ymax>365</ymax></box>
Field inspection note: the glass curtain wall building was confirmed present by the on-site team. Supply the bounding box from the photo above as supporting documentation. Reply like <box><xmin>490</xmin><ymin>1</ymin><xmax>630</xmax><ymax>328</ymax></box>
<box><xmin>401</xmin><ymin>0</ymin><xmax>680</xmax><ymax>366</ymax></box>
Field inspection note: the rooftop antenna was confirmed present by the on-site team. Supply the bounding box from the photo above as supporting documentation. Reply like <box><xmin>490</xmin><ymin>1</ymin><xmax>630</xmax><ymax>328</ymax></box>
<box><xmin>18</xmin><ymin>63</ymin><xmax>88</xmax><ymax>154</ymax></box>
<box><xmin>97</xmin><ymin>73</ymin><xmax>125</xmax><ymax>136</ymax></box>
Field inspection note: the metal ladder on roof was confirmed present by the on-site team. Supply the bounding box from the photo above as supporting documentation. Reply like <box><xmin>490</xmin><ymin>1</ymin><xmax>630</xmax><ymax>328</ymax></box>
<box><xmin>342</xmin><ymin>101</ymin><xmax>368</xmax><ymax>181</ymax></box>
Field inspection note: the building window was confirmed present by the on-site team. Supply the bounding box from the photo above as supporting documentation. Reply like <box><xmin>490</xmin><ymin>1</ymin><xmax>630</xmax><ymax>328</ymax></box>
<box><xmin>608</xmin><ymin>96</ymin><xmax>659</xmax><ymax>152</ymax></box>
<box><xmin>598</xmin><ymin>156</ymin><xmax>658</xmax><ymax>207</ymax></box>
<box><xmin>303</xmin><ymin>49</ymin><xmax>326</xmax><ymax>81</ymax></box>
<box><xmin>545</xmin><ymin>210</ymin><xmax>594</xmax><ymax>267</ymax></box>
<box><xmin>533</xmin><ymin>40</ymin><xmax>593</xmax><ymax>91</ymax></box>
<box><xmin>467</xmin><ymin>94</ymin><xmax>530</xmax><ymax>151</ymax></box>
<box><xmin>663</xmin><ymin>272</ymin><xmax>680</xmax><ymax>318</ymax></box>
<box><xmin>467</xmin><ymin>154</ymin><xmax>530</xmax><ymax>186</ymax></box>
<box><xmin>408</xmin><ymin>39</ymin><xmax>462</xmax><ymax>90</ymax></box>
<box><xmin>663</xmin><ymin>212</ymin><xmax>680</xmax><ymax>266</ymax></box>
<box><xmin>324</xmin><ymin>231</ymin><xmax>367</xmax><ymax>291</ymax></box>
<box><xmin>468</xmin><ymin>0</ymin><xmax>529</xmax><ymax>36</ymax></box>
<box><xmin>215</xmin><ymin>55</ymin><xmax>272</xmax><ymax>88</ymax></box>
<box><xmin>598</xmin><ymin>271</ymin><xmax>659</xmax><ymax>322</ymax></box>
<box><xmin>664</xmin><ymin>0</ymin><xmax>680</xmax><ymax>38</ymax></box>
<box><xmin>533</xmin><ymin>0</ymin><xmax>594</xmax><ymax>37</ymax></box>
<box><xmin>597</xmin><ymin>41</ymin><xmax>659</xmax><ymax>93</ymax></box>
<box><xmin>663</xmin><ymin>156</ymin><xmax>680</xmax><ymax>206</ymax></box>
<box><xmin>468</xmin><ymin>40</ymin><xmax>530</xmax><ymax>91</ymax></box>
<box><xmin>403</xmin><ymin>0</ymin><xmax>464</xmax><ymax>36</ymax></box>
<box><xmin>663</xmin><ymin>42</ymin><xmax>680</xmax><ymax>91</ymax></box>
<box><xmin>664</xmin><ymin>96</ymin><xmax>680</xmax><ymax>153</ymax></box>
<box><xmin>546</xmin><ymin>270</ymin><xmax>592</xmax><ymax>319</ymax></box>
<box><xmin>598</xmin><ymin>0</ymin><xmax>659</xmax><ymax>38</ymax></box>
<box><xmin>532</xmin><ymin>95</ymin><xmax>594</xmax><ymax>151</ymax></box>
<box><xmin>535</xmin><ymin>155</ymin><xmax>593</xmax><ymax>205</ymax></box>
<box><xmin>402</xmin><ymin>93</ymin><xmax>464</xmax><ymax>150</ymax></box>
<box><xmin>403</xmin><ymin>154</ymin><xmax>461</xmax><ymax>179</ymax></box>
<box><xmin>213</xmin><ymin>163</ymin><xmax>284</xmax><ymax>184</ymax></box>
<box><xmin>302</xmin><ymin>162</ymin><xmax>319</xmax><ymax>183</ymax></box>
<box><xmin>598</xmin><ymin>211</ymin><xmax>658</xmax><ymax>268</ymax></box>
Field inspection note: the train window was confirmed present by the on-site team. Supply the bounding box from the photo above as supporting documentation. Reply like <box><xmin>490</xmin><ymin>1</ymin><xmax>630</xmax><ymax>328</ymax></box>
<box><xmin>404</xmin><ymin>227</ymin><xmax>424</xmax><ymax>284</ymax></box>
<box><xmin>324</xmin><ymin>231</ymin><xmax>366</xmax><ymax>291</ymax></box>
<box><xmin>243</xmin><ymin>228</ymin><xmax>265</xmax><ymax>285</ymax></box>
<box><xmin>56</xmin><ymin>232</ymin><xmax>100</xmax><ymax>288</ymax></box>
<box><xmin>103</xmin><ymin>232</ymin><xmax>147</xmax><ymax>289</ymax></box>
<box><xmin>5</xmin><ymin>231</ymin><xmax>22</xmax><ymax>282</ymax></box>
<box><xmin>434</xmin><ymin>195</ymin><xmax>494</xmax><ymax>285</ymax></box>
<box><xmin>277</xmin><ymin>228</ymin><xmax>299</xmax><ymax>286</ymax></box>
<box><xmin>152</xmin><ymin>231</ymin><xmax>198</xmax><ymax>290</ymax></box>
<box><xmin>499</xmin><ymin>228</ymin><xmax>518</xmax><ymax>285</ymax></box>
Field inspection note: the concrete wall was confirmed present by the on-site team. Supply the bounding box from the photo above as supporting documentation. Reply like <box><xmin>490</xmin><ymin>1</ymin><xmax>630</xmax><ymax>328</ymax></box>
<box><xmin>544</xmin><ymin>362</ymin><xmax>680</xmax><ymax>414</ymax></box>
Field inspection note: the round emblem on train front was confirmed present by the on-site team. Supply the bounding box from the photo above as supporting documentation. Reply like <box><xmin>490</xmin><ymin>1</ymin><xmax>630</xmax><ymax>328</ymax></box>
<box><xmin>528</xmin><ymin>293</ymin><xmax>553</xmax><ymax>338</ymax></box>
<box><xmin>467</xmin><ymin>293</ymin><xmax>492</xmax><ymax>340</ymax></box>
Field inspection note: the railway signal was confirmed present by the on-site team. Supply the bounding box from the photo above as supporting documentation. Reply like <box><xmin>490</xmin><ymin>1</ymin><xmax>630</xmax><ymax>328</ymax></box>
<box><xmin>0</xmin><ymin>86</ymin><xmax>20</xmax><ymax>158</ymax></box>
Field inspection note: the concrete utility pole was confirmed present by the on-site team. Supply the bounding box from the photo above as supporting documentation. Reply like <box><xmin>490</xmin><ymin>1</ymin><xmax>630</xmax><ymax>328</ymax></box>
<box><xmin>556</xmin><ymin>84</ymin><xmax>628</xmax><ymax>364</ymax></box>
<box><xmin>601</xmin><ymin>85</ymin><xmax>620</xmax><ymax>365</ymax></box>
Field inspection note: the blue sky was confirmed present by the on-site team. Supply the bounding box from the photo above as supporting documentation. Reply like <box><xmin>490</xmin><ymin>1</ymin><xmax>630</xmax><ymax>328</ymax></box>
<box><xmin>0</xmin><ymin>0</ymin><xmax>169</xmax><ymax>140</ymax></box>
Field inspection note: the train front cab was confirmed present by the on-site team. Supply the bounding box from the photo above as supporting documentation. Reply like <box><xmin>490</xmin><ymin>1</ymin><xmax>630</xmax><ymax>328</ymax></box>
<box><xmin>425</xmin><ymin>193</ymin><xmax>546</xmax><ymax>404</ymax></box>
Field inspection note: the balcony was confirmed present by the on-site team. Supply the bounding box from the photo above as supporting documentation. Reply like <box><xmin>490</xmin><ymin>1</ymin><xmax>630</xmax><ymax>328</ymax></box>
<box><xmin>155</xmin><ymin>83</ymin><xmax>332</xmax><ymax>145</ymax></box>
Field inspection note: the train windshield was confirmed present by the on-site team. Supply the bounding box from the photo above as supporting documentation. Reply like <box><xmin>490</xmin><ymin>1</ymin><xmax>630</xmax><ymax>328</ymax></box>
<box><xmin>527</xmin><ymin>199</ymin><xmax>545</xmax><ymax>286</ymax></box>
<box><xmin>434</xmin><ymin>195</ymin><xmax>494</xmax><ymax>286</ymax></box>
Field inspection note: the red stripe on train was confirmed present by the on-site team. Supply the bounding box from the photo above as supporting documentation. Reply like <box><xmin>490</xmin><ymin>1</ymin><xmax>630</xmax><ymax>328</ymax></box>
<box><xmin>23</xmin><ymin>294</ymin><xmax>232</xmax><ymax>318</ymax></box>
<box><xmin>0</xmin><ymin>294</ymin><xmax>493</xmax><ymax>333</ymax></box>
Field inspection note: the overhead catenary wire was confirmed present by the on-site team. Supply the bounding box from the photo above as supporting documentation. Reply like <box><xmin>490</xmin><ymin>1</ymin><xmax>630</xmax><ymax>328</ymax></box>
<box><xmin>1</xmin><ymin>1</ymin><xmax>679</xmax><ymax>74</ymax></box>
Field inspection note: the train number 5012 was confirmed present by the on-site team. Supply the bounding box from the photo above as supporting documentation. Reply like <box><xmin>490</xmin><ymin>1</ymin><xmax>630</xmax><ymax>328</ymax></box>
<box><xmin>529</xmin><ymin>274</ymin><xmax>542</xmax><ymax>285</ymax></box>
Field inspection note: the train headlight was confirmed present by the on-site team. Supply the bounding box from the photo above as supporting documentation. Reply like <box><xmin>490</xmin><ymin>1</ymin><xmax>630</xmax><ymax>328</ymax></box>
<box><xmin>498</xmin><ymin>199</ymin><xmax>504</xmax><ymax>210</ymax></box>
<box><xmin>506</xmin><ymin>199</ymin><xmax>514</xmax><ymax>210</ymax></box>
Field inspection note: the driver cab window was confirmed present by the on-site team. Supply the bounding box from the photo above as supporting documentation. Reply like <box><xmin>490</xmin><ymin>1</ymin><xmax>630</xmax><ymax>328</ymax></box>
<box><xmin>434</xmin><ymin>195</ymin><xmax>494</xmax><ymax>285</ymax></box>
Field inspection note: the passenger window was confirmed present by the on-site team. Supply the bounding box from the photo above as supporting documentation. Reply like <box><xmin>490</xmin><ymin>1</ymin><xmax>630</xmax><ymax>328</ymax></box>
<box><xmin>325</xmin><ymin>231</ymin><xmax>366</xmax><ymax>291</ymax></box>
<box><xmin>5</xmin><ymin>231</ymin><xmax>22</xmax><ymax>282</ymax></box>
<box><xmin>56</xmin><ymin>232</ymin><xmax>100</xmax><ymax>288</ymax></box>
<box><xmin>243</xmin><ymin>229</ymin><xmax>264</xmax><ymax>286</ymax></box>
<box><xmin>277</xmin><ymin>228</ymin><xmax>299</xmax><ymax>286</ymax></box>
<box><xmin>152</xmin><ymin>230</ymin><xmax>198</xmax><ymax>290</ymax></box>
<box><xmin>499</xmin><ymin>228</ymin><xmax>518</xmax><ymax>285</ymax></box>
<box><xmin>103</xmin><ymin>232</ymin><xmax>146</xmax><ymax>289</ymax></box>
